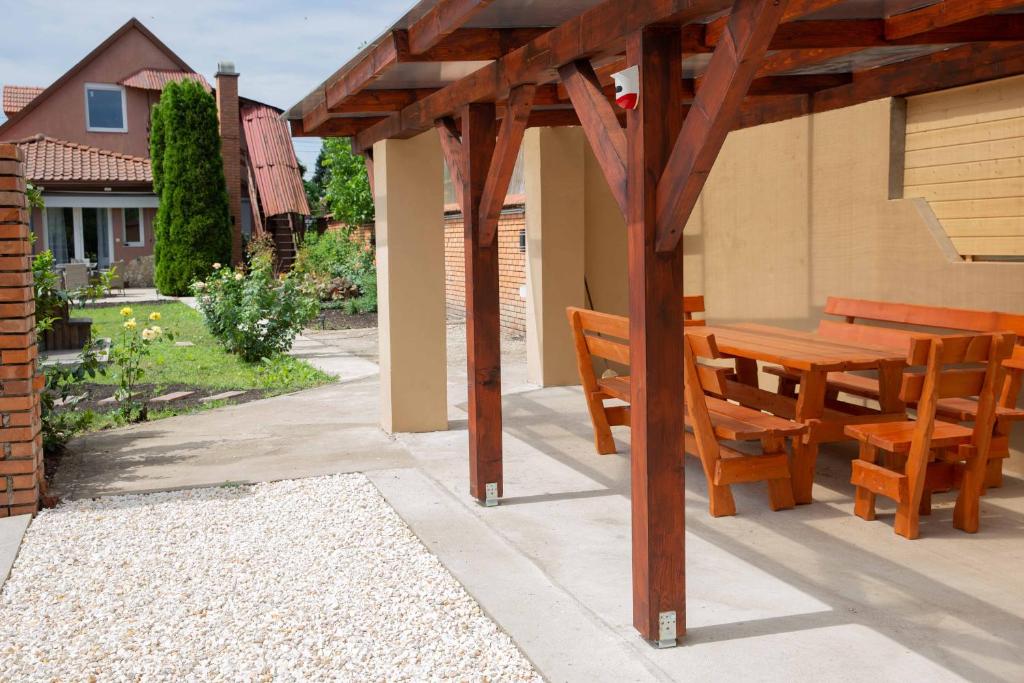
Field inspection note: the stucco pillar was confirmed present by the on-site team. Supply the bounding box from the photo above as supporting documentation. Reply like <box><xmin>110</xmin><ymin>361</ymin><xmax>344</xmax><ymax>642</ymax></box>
<box><xmin>373</xmin><ymin>131</ymin><xmax>447</xmax><ymax>433</ymax></box>
<box><xmin>583</xmin><ymin>144</ymin><xmax>629</xmax><ymax>317</ymax></box>
<box><xmin>524</xmin><ymin>127</ymin><xmax>586</xmax><ymax>386</ymax></box>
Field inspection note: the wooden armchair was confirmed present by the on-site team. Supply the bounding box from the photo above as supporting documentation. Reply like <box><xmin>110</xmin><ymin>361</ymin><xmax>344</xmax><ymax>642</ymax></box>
<box><xmin>845</xmin><ymin>332</ymin><xmax>1015</xmax><ymax>539</ymax></box>
<box><xmin>683</xmin><ymin>330</ymin><xmax>805</xmax><ymax>516</ymax></box>
<box><xmin>566</xmin><ymin>307</ymin><xmax>806</xmax><ymax>517</ymax></box>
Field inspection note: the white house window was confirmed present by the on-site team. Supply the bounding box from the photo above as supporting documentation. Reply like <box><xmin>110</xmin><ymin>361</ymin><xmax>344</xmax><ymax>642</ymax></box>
<box><xmin>123</xmin><ymin>207</ymin><xmax>144</xmax><ymax>246</ymax></box>
<box><xmin>85</xmin><ymin>84</ymin><xmax>127</xmax><ymax>132</ymax></box>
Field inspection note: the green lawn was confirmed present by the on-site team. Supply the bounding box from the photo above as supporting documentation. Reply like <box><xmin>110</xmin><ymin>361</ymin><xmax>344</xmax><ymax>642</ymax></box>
<box><xmin>74</xmin><ymin>302</ymin><xmax>333</xmax><ymax>395</ymax></box>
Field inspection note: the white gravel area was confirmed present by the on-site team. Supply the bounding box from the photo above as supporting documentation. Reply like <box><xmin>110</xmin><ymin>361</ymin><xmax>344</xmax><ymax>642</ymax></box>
<box><xmin>0</xmin><ymin>474</ymin><xmax>541</xmax><ymax>682</ymax></box>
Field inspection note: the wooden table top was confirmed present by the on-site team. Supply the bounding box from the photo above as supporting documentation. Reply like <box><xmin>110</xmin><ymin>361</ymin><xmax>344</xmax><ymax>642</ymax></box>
<box><xmin>701</xmin><ymin>323</ymin><xmax>906</xmax><ymax>372</ymax></box>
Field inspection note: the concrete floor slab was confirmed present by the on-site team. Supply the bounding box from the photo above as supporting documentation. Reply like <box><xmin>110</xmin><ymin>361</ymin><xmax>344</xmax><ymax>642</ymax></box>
<box><xmin>0</xmin><ymin>513</ymin><xmax>30</xmax><ymax>587</ymax></box>
<box><xmin>54</xmin><ymin>324</ymin><xmax>1024</xmax><ymax>681</ymax></box>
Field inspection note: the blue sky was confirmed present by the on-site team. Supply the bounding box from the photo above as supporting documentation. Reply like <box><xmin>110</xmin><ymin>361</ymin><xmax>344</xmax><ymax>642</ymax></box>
<box><xmin>0</xmin><ymin>0</ymin><xmax>414</xmax><ymax>175</ymax></box>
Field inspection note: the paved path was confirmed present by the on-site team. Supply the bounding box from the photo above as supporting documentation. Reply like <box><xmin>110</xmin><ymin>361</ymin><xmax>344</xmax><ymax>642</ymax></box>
<box><xmin>42</xmin><ymin>324</ymin><xmax>1024</xmax><ymax>682</ymax></box>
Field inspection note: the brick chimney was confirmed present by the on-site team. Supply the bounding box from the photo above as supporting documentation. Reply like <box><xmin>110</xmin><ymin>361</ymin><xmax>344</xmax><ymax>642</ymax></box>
<box><xmin>215</xmin><ymin>61</ymin><xmax>243</xmax><ymax>266</ymax></box>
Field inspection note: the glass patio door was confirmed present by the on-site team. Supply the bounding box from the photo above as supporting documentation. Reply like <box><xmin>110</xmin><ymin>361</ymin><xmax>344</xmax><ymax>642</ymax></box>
<box><xmin>81</xmin><ymin>208</ymin><xmax>112</xmax><ymax>267</ymax></box>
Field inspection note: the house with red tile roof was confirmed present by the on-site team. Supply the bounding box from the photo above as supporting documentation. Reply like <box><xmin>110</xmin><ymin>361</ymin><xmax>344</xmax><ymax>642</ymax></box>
<box><xmin>0</xmin><ymin>18</ymin><xmax>309</xmax><ymax>278</ymax></box>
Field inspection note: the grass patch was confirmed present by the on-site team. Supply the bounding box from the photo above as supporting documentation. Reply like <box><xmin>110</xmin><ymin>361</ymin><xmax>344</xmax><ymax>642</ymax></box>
<box><xmin>75</xmin><ymin>302</ymin><xmax>332</xmax><ymax>394</ymax></box>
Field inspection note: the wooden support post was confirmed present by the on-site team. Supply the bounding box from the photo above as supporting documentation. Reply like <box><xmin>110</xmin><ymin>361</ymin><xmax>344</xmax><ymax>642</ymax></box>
<box><xmin>626</xmin><ymin>25</ymin><xmax>687</xmax><ymax>646</ymax></box>
<box><xmin>460</xmin><ymin>103</ymin><xmax>503</xmax><ymax>504</ymax></box>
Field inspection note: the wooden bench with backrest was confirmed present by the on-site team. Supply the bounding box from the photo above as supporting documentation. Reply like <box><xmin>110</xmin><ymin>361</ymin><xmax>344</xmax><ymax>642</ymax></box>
<box><xmin>844</xmin><ymin>332</ymin><xmax>1014</xmax><ymax>539</ymax></box>
<box><xmin>568</xmin><ymin>296</ymin><xmax>705</xmax><ymax>455</ymax></box>
<box><xmin>765</xmin><ymin>297</ymin><xmax>1024</xmax><ymax>487</ymax></box>
<box><xmin>567</xmin><ymin>306</ymin><xmax>806</xmax><ymax>516</ymax></box>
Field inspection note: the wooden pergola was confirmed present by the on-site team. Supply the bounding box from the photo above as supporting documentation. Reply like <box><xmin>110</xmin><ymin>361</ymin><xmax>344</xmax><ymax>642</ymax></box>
<box><xmin>287</xmin><ymin>0</ymin><xmax>1024</xmax><ymax>645</ymax></box>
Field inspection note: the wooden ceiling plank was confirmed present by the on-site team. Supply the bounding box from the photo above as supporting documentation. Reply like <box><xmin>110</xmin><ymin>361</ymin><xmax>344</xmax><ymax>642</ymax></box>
<box><xmin>885</xmin><ymin>0</ymin><xmax>1024</xmax><ymax>40</ymax></box>
<box><xmin>558</xmin><ymin>59</ymin><xmax>629</xmax><ymax>217</ymax></box>
<box><xmin>480</xmin><ymin>84</ymin><xmax>537</xmax><ymax>243</ymax></box>
<box><xmin>758</xmin><ymin>46</ymin><xmax>861</xmax><ymax>76</ymax></box>
<box><xmin>655</xmin><ymin>0</ymin><xmax>788</xmax><ymax>252</ymax></box>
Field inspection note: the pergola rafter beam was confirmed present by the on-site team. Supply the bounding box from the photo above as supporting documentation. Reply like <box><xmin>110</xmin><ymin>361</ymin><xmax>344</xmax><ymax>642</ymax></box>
<box><xmin>558</xmin><ymin>59</ymin><xmax>629</xmax><ymax>217</ymax></box>
<box><xmin>736</xmin><ymin>40</ymin><xmax>1024</xmax><ymax>129</ymax></box>
<box><xmin>885</xmin><ymin>0</ymin><xmax>1024</xmax><ymax>40</ymax></box>
<box><xmin>407</xmin><ymin>0</ymin><xmax>496</xmax><ymax>55</ymax></box>
<box><xmin>655</xmin><ymin>0</ymin><xmax>790</xmax><ymax>252</ymax></box>
<box><xmin>353</xmin><ymin>0</ymin><xmax>737</xmax><ymax>152</ymax></box>
<box><xmin>324</xmin><ymin>27</ymin><xmax>547</xmax><ymax>113</ymax></box>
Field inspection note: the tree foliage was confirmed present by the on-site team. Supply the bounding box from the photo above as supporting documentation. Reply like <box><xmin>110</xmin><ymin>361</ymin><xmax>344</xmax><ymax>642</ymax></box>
<box><xmin>150</xmin><ymin>81</ymin><xmax>232</xmax><ymax>295</ymax></box>
<box><xmin>303</xmin><ymin>148</ymin><xmax>329</xmax><ymax>216</ymax></box>
<box><xmin>321</xmin><ymin>138</ymin><xmax>373</xmax><ymax>227</ymax></box>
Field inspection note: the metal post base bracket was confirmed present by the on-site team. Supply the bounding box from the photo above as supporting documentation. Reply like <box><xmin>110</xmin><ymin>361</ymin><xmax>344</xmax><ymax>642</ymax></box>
<box><xmin>483</xmin><ymin>482</ymin><xmax>499</xmax><ymax>507</ymax></box>
<box><xmin>656</xmin><ymin>611</ymin><xmax>678</xmax><ymax>649</ymax></box>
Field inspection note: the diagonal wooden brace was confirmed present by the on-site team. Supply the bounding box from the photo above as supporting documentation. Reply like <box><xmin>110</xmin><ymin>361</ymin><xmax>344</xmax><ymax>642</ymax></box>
<box><xmin>479</xmin><ymin>83</ymin><xmax>536</xmax><ymax>244</ymax></box>
<box><xmin>436</xmin><ymin>116</ymin><xmax>466</xmax><ymax>209</ymax></box>
<box><xmin>654</xmin><ymin>0</ymin><xmax>789</xmax><ymax>252</ymax></box>
<box><xmin>558</xmin><ymin>59</ymin><xmax>629</xmax><ymax>218</ymax></box>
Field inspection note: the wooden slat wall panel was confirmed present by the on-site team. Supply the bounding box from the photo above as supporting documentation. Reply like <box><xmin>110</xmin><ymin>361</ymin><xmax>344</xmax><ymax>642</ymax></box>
<box><xmin>904</xmin><ymin>75</ymin><xmax>1024</xmax><ymax>258</ymax></box>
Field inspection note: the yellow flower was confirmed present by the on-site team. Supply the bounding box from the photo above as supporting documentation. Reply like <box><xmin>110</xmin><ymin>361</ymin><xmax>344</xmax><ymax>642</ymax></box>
<box><xmin>149</xmin><ymin>311</ymin><xmax>161</xmax><ymax>321</ymax></box>
<box><xmin>120</xmin><ymin>306</ymin><xmax>133</xmax><ymax>317</ymax></box>
<box><xmin>234</xmin><ymin>272</ymin><xmax>244</xmax><ymax>281</ymax></box>
<box><xmin>123</xmin><ymin>318</ymin><xmax>137</xmax><ymax>330</ymax></box>
<box><xmin>212</xmin><ymin>262</ymin><xmax>222</xmax><ymax>270</ymax></box>
<box><xmin>141</xmin><ymin>328</ymin><xmax>157</xmax><ymax>341</ymax></box>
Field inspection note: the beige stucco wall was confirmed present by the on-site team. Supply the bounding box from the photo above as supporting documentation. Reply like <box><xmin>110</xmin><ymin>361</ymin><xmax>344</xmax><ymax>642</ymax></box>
<box><xmin>524</xmin><ymin>127</ymin><xmax>587</xmax><ymax>386</ymax></box>
<box><xmin>572</xmin><ymin>94</ymin><xmax>1024</xmax><ymax>474</ymax></box>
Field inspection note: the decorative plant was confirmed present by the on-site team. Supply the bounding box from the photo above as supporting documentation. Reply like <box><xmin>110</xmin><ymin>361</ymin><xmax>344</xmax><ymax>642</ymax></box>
<box><xmin>150</xmin><ymin>80</ymin><xmax>232</xmax><ymax>295</ymax></box>
<box><xmin>110</xmin><ymin>307</ymin><xmax>172</xmax><ymax>421</ymax></box>
<box><xmin>293</xmin><ymin>229</ymin><xmax>377</xmax><ymax>313</ymax></box>
<box><xmin>192</xmin><ymin>248</ymin><xmax>320</xmax><ymax>362</ymax></box>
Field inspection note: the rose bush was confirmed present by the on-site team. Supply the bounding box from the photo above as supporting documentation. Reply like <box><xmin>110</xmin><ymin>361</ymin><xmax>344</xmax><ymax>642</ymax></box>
<box><xmin>192</xmin><ymin>249</ymin><xmax>320</xmax><ymax>363</ymax></box>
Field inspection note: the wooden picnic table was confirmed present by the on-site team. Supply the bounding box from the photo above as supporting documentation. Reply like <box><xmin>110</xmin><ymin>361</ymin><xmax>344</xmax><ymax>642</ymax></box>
<box><xmin>702</xmin><ymin>323</ymin><xmax>909</xmax><ymax>504</ymax></box>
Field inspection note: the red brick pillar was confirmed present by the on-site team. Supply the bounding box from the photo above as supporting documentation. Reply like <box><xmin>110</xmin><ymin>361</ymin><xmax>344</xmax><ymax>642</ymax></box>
<box><xmin>215</xmin><ymin>62</ymin><xmax>243</xmax><ymax>266</ymax></box>
<box><xmin>0</xmin><ymin>144</ymin><xmax>43</xmax><ymax>517</ymax></box>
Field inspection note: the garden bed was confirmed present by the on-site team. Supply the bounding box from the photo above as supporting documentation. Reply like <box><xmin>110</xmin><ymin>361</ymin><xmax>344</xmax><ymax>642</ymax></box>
<box><xmin>315</xmin><ymin>309</ymin><xmax>377</xmax><ymax>330</ymax></box>
<box><xmin>50</xmin><ymin>301</ymin><xmax>332</xmax><ymax>440</ymax></box>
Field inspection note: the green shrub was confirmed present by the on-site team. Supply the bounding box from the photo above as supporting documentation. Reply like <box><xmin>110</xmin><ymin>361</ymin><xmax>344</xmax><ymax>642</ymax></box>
<box><xmin>151</xmin><ymin>80</ymin><xmax>232</xmax><ymax>295</ymax></box>
<box><xmin>192</xmin><ymin>251</ymin><xmax>320</xmax><ymax>362</ymax></box>
<box><xmin>294</xmin><ymin>229</ymin><xmax>377</xmax><ymax>312</ymax></box>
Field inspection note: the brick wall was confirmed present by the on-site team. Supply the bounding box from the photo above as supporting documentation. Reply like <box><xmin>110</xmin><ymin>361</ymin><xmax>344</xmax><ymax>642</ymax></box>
<box><xmin>0</xmin><ymin>144</ymin><xmax>43</xmax><ymax>517</ymax></box>
<box><xmin>444</xmin><ymin>206</ymin><xmax>526</xmax><ymax>338</ymax></box>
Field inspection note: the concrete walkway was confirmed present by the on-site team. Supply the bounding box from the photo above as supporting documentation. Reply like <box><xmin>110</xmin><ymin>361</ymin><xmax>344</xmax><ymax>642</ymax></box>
<box><xmin>48</xmin><ymin>324</ymin><xmax>1024</xmax><ymax>681</ymax></box>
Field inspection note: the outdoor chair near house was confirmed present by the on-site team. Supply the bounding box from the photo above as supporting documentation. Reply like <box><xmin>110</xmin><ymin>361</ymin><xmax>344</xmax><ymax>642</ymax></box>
<box><xmin>845</xmin><ymin>332</ymin><xmax>1014</xmax><ymax>539</ymax></box>
<box><xmin>567</xmin><ymin>306</ymin><xmax>805</xmax><ymax>516</ymax></box>
<box><xmin>62</xmin><ymin>262</ymin><xmax>90</xmax><ymax>291</ymax></box>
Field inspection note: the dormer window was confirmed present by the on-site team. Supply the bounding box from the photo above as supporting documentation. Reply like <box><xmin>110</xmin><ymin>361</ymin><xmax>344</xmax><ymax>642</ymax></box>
<box><xmin>85</xmin><ymin>83</ymin><xmax>127</xmax><ymax>132</ymax></box>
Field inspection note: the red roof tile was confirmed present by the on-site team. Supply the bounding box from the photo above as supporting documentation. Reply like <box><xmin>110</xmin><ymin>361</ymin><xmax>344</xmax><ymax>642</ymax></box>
<box><xmin>14</xmin><ymin>134</ymin><xmax>152</xmax><ymax>184</ymax></box>
<box><xmin>2</xmin><ymin>85</ymin><xmax>44</xmax><ymax>116</ymax></box>
<box><xmin>241</xmin><ymin>103</ymin><xmax>310</xmax><ymax>217</ymax></box>
<box><xmin>119</xmin><ymin>68</ymin><xmax>210</xmax><ymax>92</ymax></box>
